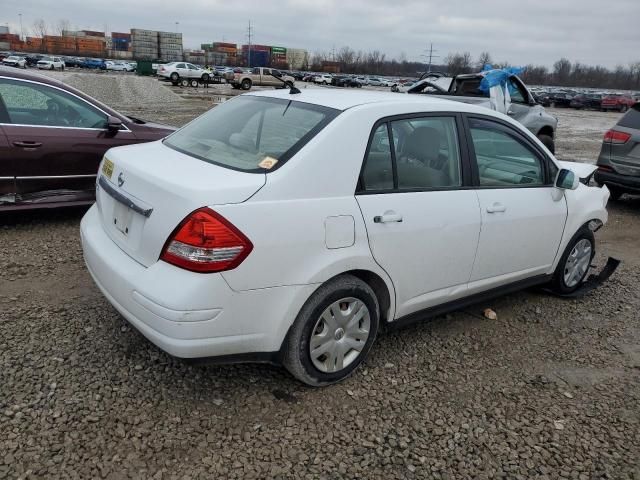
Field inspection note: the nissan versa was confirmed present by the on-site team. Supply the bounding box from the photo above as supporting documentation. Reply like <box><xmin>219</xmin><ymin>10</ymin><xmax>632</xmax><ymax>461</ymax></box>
<box><xmin>80</xmin><ymin>90</ymin><xmax>610</xmax><ymax>386</ymax></box>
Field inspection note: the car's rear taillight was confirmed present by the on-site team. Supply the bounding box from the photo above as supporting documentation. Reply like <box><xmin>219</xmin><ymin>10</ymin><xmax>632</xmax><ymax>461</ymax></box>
<box><xmin>160</xmin><ymin>208</ymin><xmax>253</xmax><ymax>273</ymax></box>
<box><xmin>603</xmin><ymin>129</ymin><xmax>631</xmax><ymax>144</ymax></box>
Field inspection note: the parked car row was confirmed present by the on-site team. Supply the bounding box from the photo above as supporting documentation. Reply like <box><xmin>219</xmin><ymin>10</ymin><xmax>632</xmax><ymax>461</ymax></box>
<box><xmin>531</xmin><ymin>87</ymin><xmax>639</xmax><ymax>112</ymax></box>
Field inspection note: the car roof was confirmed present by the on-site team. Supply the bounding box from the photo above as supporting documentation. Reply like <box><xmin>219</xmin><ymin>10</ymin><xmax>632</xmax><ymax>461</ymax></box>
<box><xmin>246</xmin><ymin>88</ymin><xmax>487</xmax><ymax>112</ymax></box>
<box><xmin>0</xmin><ymin>65</ymin><xmax>66</xmax><ymax>87</ymax></box>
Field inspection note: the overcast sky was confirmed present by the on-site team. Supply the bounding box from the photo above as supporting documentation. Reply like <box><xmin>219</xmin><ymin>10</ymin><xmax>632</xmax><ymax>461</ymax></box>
<box><xmin>2</xmin><ymin>0</ymin><xmax>639</xmax><ymax>68</ymax></box>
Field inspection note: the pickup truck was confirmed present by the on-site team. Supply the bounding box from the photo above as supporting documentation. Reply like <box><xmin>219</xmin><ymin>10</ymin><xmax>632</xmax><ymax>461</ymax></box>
<box><xmin>400</xmin><ymin>72</ymin><xmax>558</xmax><ymax>153</ymax></box>
<box><xmin>226</xmin><ymin>67</ymin><xmax>295</xmax><ymax>90</ymax></box>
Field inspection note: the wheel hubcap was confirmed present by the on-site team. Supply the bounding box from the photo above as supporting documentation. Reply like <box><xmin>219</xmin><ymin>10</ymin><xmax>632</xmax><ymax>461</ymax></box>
<box><xmin>563</xmin><ymin>239</ymin><xmax>592</xmax><ymax>287</ymax></box>
<box><xmin>309</xmin><ymin>297</ymin><xmax>371</xmax><ymax>373</ymax></box>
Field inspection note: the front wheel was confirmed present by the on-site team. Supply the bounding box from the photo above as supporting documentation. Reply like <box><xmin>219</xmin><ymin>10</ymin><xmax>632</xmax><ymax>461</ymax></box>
<box><xmin>283</xmin><ymin>275</ymin><xmax>380</xmax><ymax>386</ymax></box>
<box><xmin>537</xmin><ymin>134</ymin><xmax>555</xmax><ymax>154</ymax></box>
<box><xmin>550</xmin><ymin>228</ymin><xmax>595</xmax><ymax>294</ymax></box>
<box><xmin>620</xmin><ymin>104</ymin><xmax>628</xmax><ymax>113</ymax></box>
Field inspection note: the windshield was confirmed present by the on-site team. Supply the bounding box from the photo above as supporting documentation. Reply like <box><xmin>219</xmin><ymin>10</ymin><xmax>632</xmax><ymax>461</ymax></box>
<box><xmin>40</xmin><ymin>57</ymin><xmax>53</xmax><ymax>62</ymax></box>
<box><xmin>164</xmin><ymin>96</ymin><xmax>339</xmax><ymax>173</ymax></box>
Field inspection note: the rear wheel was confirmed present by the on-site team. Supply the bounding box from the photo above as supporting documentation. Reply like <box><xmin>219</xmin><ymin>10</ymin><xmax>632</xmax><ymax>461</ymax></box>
<box><xmin>170</xmin><ymin>72</ymin><xmax>179</xmax><ymax>83</ymax></box>
<box><xmin>537</xmin><ymin>134</ymin><xmax>555</xmax><ymax>154</ymax></box>
<box><xmin>283</xmin><ymin>275</ymin><xmax>379</xmax><ymax>386</ymax></box>
<box><xmin>241</xmin><ymin>79</ymin><xmax>252</xmax><ymax>90</ymax></box>
<box><xmin>550</xmin><ymin>228</ymin><xmax>595</xmax><ymax>294</ymax></box>
<box><xmin>620</xmin><ymin>104</ymin><xmax>629</xmax><ymax>113</ymax></box>
<box><xmin>607</xmin><ymin>186</ymin><xmax>624</xmax><ymax>201</ymax></box>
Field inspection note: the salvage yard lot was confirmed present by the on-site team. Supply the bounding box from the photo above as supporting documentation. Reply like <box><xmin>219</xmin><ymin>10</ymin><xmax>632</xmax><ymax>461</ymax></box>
<box><xmin>1</xmin><ymin>73</ymin><xmax>639</xmax><ymax>479</ymax></box>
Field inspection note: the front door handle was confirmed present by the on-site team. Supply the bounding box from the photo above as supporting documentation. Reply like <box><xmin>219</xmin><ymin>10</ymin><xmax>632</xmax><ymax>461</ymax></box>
<box><xmin>13</xmin><ymin>141</ymin><xmax>43</xmax><ymax>149</ymax></box>
<box><xmin>374</xmin><ymin>211</ymin><xmax>403</xmax><ymax>223</ymax></box>
<box><xmin>486</xmin><ymin>203</ymin><xmax>506</xmax><ymax>213</ymax></box>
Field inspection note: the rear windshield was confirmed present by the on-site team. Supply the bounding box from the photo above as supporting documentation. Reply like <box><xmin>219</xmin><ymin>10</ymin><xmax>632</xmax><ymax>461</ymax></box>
<box><xmin>618</xmin><ymin>104</ymin><xmax>640</xmax><ymax>129</ymax></box>
<box><xmin>164</xmin><ymin>96</ymin><xmax>339</xmax><ymax>172</ymax></box>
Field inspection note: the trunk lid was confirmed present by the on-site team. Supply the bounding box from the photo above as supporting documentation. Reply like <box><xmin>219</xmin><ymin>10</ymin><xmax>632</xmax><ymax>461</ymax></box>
<box><xmin>96</xmin><ymin>140</ymin><xmax>265</xmax><ymax>267</ymax></box>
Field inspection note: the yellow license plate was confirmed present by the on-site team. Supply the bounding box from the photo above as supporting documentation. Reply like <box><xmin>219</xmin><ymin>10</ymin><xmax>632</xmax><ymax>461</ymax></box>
<box><xmin>102</xmin><ymin>158</ymin><xmax>114</xmax><ymax>179</ymax></box>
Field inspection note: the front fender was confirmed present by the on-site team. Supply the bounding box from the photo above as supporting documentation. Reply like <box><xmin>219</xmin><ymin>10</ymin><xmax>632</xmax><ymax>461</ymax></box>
<box><xmin>551</xmin><ymin>184</ymin><xmax>610</xmax><ymax>271</ymax></box>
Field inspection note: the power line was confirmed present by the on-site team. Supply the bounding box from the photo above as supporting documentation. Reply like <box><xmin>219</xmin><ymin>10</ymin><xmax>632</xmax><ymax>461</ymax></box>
<box><xmin>420</xmin><ymin>43</ymin><xmax>439</xmax><ymax>73</ymax></box>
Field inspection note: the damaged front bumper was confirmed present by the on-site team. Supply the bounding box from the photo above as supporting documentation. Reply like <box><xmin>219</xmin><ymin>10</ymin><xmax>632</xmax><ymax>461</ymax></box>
<box><xmin>545</xmin><ymin>257</ymin><xmax>621</xmax><ymax>298</ymax></box>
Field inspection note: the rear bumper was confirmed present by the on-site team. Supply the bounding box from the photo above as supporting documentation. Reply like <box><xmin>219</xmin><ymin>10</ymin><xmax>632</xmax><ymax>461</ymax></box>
<box><xmin>80</xmin><ymin>204</ymin><xmax>315</xmax><ymax>359</ymax></box>
<box><xmin>595</xmin><ymin>170</ymin><xmax>640</xmax><ymax>192</ymax></box>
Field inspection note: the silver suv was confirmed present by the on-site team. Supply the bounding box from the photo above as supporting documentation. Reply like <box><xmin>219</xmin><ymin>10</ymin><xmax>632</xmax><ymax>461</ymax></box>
<box><xmin>595</xmin><ymin>103</ymin><xmax>640</xmax><ymax>199</ymax></box>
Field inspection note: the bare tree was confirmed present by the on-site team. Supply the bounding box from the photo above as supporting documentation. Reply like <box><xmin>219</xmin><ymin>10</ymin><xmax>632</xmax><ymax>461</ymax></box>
<box><xmin>445</xmin><ymin>52</ymin><xmax>472</xmax><ymax>76</ymax></box>
<box><xmin>31</xmin><ymin>19</ymin><xmax>48</xmax><ymax>52</ymax></box>
<box><xmin>477</xmin><ymin>51</ymin><xmax>492</xmax><ymax>70</ymax></box>
<box><xmin>553</xmin><ymin>58</ymin><xmax>572</xmax><ymax>85</ymax></box>
<box><xmin>56</xmin><ymin>19</ymin><xmax>71</xmax><ymax>36</ymax></box>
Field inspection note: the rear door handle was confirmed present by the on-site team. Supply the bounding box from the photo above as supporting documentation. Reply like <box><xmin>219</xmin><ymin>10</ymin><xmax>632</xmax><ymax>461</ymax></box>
<box><xmin>13</xmin><ymin>141</ymin><xmax>43</xmax><ymax>149</ymax></box>
<box><xmin>374</xmin><ymin>211</ymin><xmax>403</xmax><ymax>223</ymax></box>
<box><xmin>486</xmin><ymin>203</ymin><xmax>506</xmax><ymax>213</ymax></box>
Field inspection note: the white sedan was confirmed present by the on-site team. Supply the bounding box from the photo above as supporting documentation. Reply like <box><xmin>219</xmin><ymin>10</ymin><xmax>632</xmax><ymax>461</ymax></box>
<box><xmin>37</xmin><ymin>56</ymin><xmax>65</xmax><ymax>70</ymax></box>
<box><xmin>81</xmin><ymin>90</ymin><xmax>610</xmax><ymax>386</ymax></box>
<box><xmin>105</xmin><ymin>61</ymin><xmax>134</xmax><ymax>72</ymax></box>
<box><xmin>1</xmin><ymin>55</ymin><xmax>27</xmax><ymax>68</ymax></box>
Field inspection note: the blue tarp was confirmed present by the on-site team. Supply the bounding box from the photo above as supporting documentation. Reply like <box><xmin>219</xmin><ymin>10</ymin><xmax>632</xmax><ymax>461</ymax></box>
<box><xmin>478</xmin><ymin>65</ymin><xmax>525</xmax><ymax>94</ymax></box>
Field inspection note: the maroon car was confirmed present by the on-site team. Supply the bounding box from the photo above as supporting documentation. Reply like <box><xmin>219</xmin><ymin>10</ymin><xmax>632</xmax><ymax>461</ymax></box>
<box><xmin>0</xmin><ymin>67</ymin><xmax>176</xmax><ymax>211</ymax></box>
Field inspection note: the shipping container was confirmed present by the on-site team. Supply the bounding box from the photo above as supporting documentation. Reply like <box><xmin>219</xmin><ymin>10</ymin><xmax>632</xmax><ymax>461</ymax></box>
<box><xmin>0</xmin><ymin>26</ymin><xmax>9</xmax><ymax>35</ymax></box>
<box><xmin>108</xmin><ymin>50</ymin><xmax>133</xmax><ymax>59</ymax></box>
<box><xmin>213</xmin><ymin>42</ymin><xmax>237</xmax><ymax>49</ymax></box>
<box><xmin>112</xmin><ymin>32</ymin><xmax>131</xmax><ymax>39</ymax></box>
<box><xmin>82</xmin><ymin>30</ymin><xmax>105</xmax><ymax>37</ymax></box>
<box><xmin>0</xmin><ymin>41</ymin><xmax>10</xmax><ymax>50</ymax></box>
<box><xmin>245</xmin><ymin>50</ymin><xmax>270</xmax><ymax>67</ymax></box>
<box><xmin>242</xmin><ymin>44</ymin><xmax>270</xmax><ymax>52</ymax></box>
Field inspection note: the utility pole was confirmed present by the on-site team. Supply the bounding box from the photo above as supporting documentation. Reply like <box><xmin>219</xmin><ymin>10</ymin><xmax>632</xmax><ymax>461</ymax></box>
<box><xmin>18</xmin><ymin>13</ymin><xmax>23</xmax><ymax>41</ymax></box>
<box><xmin>246</xmin><ymin>20</ymin><xmax>253</xmax><ymax>68</ymax></box>
<box><xmin>420</xmin><ymin>43</ymin><xmax>439</xmax><ymax>74</ymax></box>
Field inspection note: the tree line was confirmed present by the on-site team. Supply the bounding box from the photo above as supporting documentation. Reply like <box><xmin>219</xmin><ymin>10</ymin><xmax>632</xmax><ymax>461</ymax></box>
<box><xmin>309</xmin><ymin>47</ymin><xmax>640</xmax><ymax>90</ymax></box>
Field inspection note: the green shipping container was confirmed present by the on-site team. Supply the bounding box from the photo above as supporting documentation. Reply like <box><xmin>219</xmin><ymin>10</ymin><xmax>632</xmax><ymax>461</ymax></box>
<box><xmin>136</xmin><ymin>60</ymin><xmax>154</xmax><ymax>76</ymax></box>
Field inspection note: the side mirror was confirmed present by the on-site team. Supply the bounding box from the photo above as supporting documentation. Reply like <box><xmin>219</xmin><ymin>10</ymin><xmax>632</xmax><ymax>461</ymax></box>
<box><xmin>555</xmin><ymin>168</ymin><xmax>579</xmax><ymax>190</ymax></box>
<box><xmin>106</xmin><ymin>115</ymin><xmax>123</xmax><ymax>134</ymax></box>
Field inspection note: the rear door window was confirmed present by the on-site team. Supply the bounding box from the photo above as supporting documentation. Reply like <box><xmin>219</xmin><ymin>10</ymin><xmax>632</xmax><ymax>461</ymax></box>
<box><xmin>618</xmin><ymin>104</ymin><xmax>640</xmax><ymax>129</ymax></box>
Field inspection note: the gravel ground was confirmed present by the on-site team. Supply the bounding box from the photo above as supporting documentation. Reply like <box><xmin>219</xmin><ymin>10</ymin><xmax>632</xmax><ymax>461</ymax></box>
<box><xmin>1</xmin><ymin>72</ymin><xmax>639</xmax><ymax>480</ymax></box>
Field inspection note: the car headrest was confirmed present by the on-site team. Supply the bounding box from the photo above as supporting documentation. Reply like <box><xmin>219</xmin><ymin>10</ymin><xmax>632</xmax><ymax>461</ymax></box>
<box><xmin>403</xmin><ymin>126</ymin><xmax>441</xmax><ymax>162</ymax></box>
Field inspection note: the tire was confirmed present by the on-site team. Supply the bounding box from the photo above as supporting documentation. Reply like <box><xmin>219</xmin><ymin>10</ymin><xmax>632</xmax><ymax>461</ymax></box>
<box><xmin>550</xmin><ymin>228</ymin><xmax>595</xmax><ymax>294</ymax></box>
<box><xmin>190</xmin><ymin>79</ymin><xmax>199</xmax><ymax>88</ymax></box>
<box><xmin>180</xmin><ymin>79</ymin><xmax>189</xmax><ymax>87</ymax></box>
<box><xmin>60</xmin><ymin>65</ymin><xmax>64</xmax><ymax>71</ymax></box>
<box><xmin>537</xmin><ymin>134</ymin><xmax>555</xmax><ymax>154</ymax></box>
<box><xmin>620</xmin><ymin>104</ymin><xmax>628</xmax><ymax>113</ymax></box>
<box><xmin>170</xmin><ymin>72</ymin><xmax>179</xmax><ymax>83</ymax></box>
<box><xmin>241</xmin><ymin>79</ymin><xmax>252</xmax><ymax>90</ymax></box>
<box><xmin>283</xmin><ymin>275</ymin><xmax>380</xmax><ymax>386</ymax></box>
<box><xmin>231</xmin><ymin>84</ymin><xmax>240</xmax><ymax>90</ymax></box>
<box><xmin>607</xmin><ymin>186</ymin><xmax>624</xmax><ymax>201</ymax></box>
<box><xmin>50</xmin><ymin>65</ymin><xmax>54</xmax><ymax>70</ymax></box>
<box><xmin>201</xmin><ymin>73</ymin><xmax>210</xmax><ymax>83</ymax></box>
